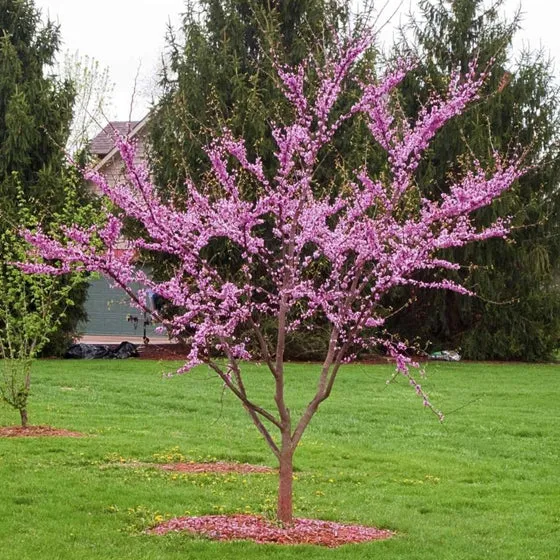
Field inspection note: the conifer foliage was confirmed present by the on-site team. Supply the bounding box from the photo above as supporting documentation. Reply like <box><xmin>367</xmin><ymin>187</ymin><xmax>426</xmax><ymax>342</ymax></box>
<box><xmin>390</xmin><ymin>0</ymin><xmax>560</xmax><ymax>360</ymax></box>
<box><xmin>149</xmin><ymin>0</ymin><xmax>350</xmax><ymax>193</ymax></box>
<box><xmin>0</xmin><ymin>0</ymin><xmax>73</xmax><ymax>209</ymax></box>
<box><xmin>0</xmin><ymin>0</ymin><xmax>90</xmax><ymax>355</ymax></box>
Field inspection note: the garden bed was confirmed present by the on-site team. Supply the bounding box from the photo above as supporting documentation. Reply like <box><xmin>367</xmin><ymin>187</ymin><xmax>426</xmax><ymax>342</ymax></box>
<box><xmin>149</xmin><ymin>514</ymin><xmax>393</xmax><ymax>547</ymax></box>
<box><xmin>0</xmin><ymin>425</ymin><xmax>85</xmax><ymax>438</ymax></box>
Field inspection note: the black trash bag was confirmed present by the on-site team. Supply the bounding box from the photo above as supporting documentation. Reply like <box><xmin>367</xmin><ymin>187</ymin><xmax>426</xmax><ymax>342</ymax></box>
<box><xmin>64</xmin><ymin>341</ymin><xmax>139</xmax><ymax>359</ymax></box>
<box><xmin>64</xmin><ymin>343</ymin><xmax>111</xmax><ymax>359</ymax></box>
<box><xmin>111</xmin><ymin>341</ymin><xmax>139</xmax><ymax>359</ymax></box>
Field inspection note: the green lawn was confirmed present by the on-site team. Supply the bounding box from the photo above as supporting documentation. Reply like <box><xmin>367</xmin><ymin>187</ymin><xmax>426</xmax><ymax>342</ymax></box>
<box><xmin>0</xmin><ymin>359</ymin><xmax>558</xmax><ymax>559</ymax></box>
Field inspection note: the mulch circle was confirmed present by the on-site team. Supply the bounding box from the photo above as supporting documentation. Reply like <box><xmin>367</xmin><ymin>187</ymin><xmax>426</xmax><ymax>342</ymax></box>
<box><xmin>149</xmin><ymin>514</ymin><xmax>393</xmax><ymax>547</ymax></box>
<box><xmin>0</xmin><ymin>425</ymin><xmax>85</xmax><ymax>438</ymax></box>
<box><xmin>156</xmin><ymin>461</ymin><xmax>275</xmax><ymax>474</ymax></box>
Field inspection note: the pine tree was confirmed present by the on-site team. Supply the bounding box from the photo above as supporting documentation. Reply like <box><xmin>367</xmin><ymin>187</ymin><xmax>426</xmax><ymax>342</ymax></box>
<box><xmin>388</xmin><ymin>0</ymin><xmax>560</xmax><ymax>360</ymax></box>
<box><xmin>0</xmin><ymin>0</ymin><xmax>90</xmax><ymax>354</ymax></box>
<box><xmin>0</xmin><ymin>0</ymin><xmax>74</xmax><ymax>204</ymax></box>
<box><xmin>149</xmin><ymin>0</ymin><xmax>354</xmax><ymax>194</ymax></box>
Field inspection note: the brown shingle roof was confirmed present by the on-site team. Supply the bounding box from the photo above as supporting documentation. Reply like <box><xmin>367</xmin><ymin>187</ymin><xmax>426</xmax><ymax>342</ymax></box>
<box><xmin>89</xmin><ymin>121</ymin><xmax>140</xmax><ymax>157</ymax></box>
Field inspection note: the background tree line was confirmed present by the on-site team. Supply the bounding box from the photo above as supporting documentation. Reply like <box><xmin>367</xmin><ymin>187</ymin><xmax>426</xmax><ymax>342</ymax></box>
<box><xmin>1</xmin><ymin>0</ymin><xmax>558</xmax><ymax>361</ymax></box>
<box><xmin>0</xmin><ymin>0</ymin><xmax>95</xmax><ymax>356</ymax></box>
<box><xmin>148</xmin><ymin>0</ymin><xmax>560</xmax><ymax>361</ymax></box>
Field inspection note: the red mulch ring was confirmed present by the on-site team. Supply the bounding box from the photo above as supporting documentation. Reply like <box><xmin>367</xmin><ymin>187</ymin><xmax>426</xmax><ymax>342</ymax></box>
<box><xmin>108</xmin><ymin>461</ymin><xmax>275</xmax><ymax>475</ymax></box>
<box><xmin>149</xmin><ymin>514</ymin><xmax>393</xmax><ymax>547</ymax></box>
<box><xmin>0</xmin><ymin>425</ymin><xmax>85</xmax><ymax>438</ymax></box>
<box><xmin>156</xmin><ymin>461</ymin><xmax>275</xmax><ymax>474</ymax></box>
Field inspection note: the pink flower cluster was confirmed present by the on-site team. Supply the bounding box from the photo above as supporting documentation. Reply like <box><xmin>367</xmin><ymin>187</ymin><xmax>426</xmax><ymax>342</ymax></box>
<box><xmin>22</xmin><ymin>34</ymin><xmax>524</xmax><ymax>414</ymax></box>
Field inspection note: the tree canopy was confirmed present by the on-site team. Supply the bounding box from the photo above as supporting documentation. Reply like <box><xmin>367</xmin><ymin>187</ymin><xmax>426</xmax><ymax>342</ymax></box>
<box><xmin>147</xmin><ymin>0</ymin><xmax>382</xmax><ymax>358</ymax></box>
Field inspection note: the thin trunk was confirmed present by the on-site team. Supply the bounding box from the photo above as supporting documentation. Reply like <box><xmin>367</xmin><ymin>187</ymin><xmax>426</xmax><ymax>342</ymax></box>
<box><xmin>19</xmin><ymin>407</ymin><xmax>28</xmax><ymax>428</ymax></box>
<box><xmin>277</xmin><ymin>436</ymin><xmax>294</xmax><ymax>524</ymax></box>
<box><xmin>19</xmin><ymin>372</ymin><xmax>31</xmax><ymax>428</ymax></box>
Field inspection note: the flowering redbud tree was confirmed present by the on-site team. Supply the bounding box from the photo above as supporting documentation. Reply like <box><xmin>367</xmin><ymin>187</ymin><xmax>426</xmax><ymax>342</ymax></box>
<box><xmin>22</xmin><ymin>35</ymin><xmax>523</xmax><ymax>523</ymax></box>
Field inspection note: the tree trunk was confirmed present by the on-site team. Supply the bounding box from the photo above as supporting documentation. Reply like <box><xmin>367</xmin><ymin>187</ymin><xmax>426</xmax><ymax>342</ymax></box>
<box><xmin>19</xmin><ymin>407</ymin><xmax>28</xmax><ymax>428</ymax></box>
<box><xmin>20</xmin><ymin>371</ymin><xmax>31</xmax><ymax>427</ymax></box>
<box><xmin>277</xmin><ymin>443</ymin><xmax>294</xmax><ymax>524</ymax></box>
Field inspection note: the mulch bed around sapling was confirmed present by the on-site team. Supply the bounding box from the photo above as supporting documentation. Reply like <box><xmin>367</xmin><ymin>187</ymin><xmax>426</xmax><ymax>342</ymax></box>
<box><xmin>0</xmin><ymin>425</ymin><xmax>85</xmax><ymax>438</ymax></box>
<box><xmin>156</xmin><ymin>461</ymin><xmax>275</xmax><ymax>474</ymax></box>
<box><xmin>106</xmin><ymin>460</ymin><xmax>275</xmax><ymax>475</ymax></box>
<box><xmin>148</xmin><ymin>514</ymin><xmax>393</xmax><ymax>547</ymax></box>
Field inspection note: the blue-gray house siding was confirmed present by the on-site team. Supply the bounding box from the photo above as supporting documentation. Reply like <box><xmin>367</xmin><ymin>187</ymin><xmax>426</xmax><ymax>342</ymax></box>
<box><xmin>80</xmin><ymin>275</ymin><xmax>159</xmax><ymax>338</ymax></box>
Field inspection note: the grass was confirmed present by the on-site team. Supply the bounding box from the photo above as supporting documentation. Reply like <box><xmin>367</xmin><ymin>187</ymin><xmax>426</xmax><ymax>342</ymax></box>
<box><xmin>0</xmin><ymin>358</ymin><xmax>558</xmax><ymax>559</ymax></box>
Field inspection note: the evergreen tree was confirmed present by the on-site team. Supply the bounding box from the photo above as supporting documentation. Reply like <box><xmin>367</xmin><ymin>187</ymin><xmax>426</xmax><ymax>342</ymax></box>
<box><xmin>0</xmin><ymin>0</ymin><xmax>74</xmax><ymax>206</ymax></box>
<box><xmin>388</xmin><ymin>0</ymin><xmax>560</xmax><ymax>360</ymax></box>
<box><xmin>149</xmin><ymin>0</ymin><xmax>356</xmax><ymax>195</ymax></box>
<box><xmin>0</xmin><ymin>0</ymin><xmax>90</xmax><ymax>354</ymax></box>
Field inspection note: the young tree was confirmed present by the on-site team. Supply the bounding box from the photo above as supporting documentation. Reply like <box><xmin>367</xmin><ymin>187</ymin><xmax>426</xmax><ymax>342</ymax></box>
<box><xmin>0</xmin><ymin>234</ymin><xmax>79</xmax><ymax>427</ymax></box>
<box><xmin>0</xmin><ymin>180</ymin><xmax>91</xmax><ymax>427</ymax></box>
<box><xmin>58</xmin><ymin>50</ymin><xmax>114</xmax><ymax>155</ymax></box>
<box><xmin>22</xmin><ymin>35</ymin><xmax>524</xmax><ymax>523</ymax></box>
<box><xmin>388</xmin><ymin>0</ymin><xmax>560</xmax><ymax>360</ymax></box>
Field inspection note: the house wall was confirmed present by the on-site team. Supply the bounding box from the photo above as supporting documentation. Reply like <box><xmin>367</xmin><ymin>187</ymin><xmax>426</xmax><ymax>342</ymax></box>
<box><xmin>82</xmin><ymin>126</ymin><xmax>157</xmax><ymax>339</ymax></box>
<box><xmin>80</xmin><ymin>274</ymin><xmax>159</xmax><ymax>338</ymax></box>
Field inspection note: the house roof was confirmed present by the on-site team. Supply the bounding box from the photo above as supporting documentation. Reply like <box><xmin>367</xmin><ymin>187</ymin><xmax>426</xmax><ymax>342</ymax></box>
<box><xmin>90</xmin><ymin>121</ymin><xmax>141</xmax><ymax>157</ymax></box>
<box><xmin>90</xmin><ymin>115</ymin><xmax>151</xmax><ymax>173</ymax></box>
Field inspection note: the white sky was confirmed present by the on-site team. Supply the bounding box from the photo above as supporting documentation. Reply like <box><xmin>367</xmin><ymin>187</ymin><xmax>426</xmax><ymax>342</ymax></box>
<box><xmin>34</xmin><ymin>0</ymin><xmax>560</xmax><ymax>122</ymax></box>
